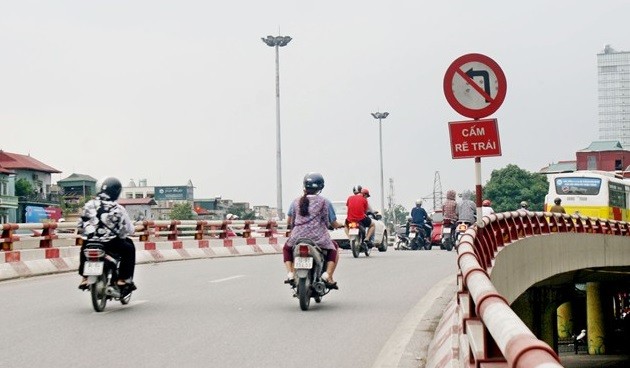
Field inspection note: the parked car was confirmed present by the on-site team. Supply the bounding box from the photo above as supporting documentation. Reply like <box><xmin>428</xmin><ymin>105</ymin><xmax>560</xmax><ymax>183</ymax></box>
<box><xmin>329</xmin><ymin>201</ymin><xmax>388</xmax><ymax>252</ymax></box>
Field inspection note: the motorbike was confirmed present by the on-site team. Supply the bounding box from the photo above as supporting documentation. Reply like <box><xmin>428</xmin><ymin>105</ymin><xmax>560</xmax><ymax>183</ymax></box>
<box><xmin>394</xmin><ymin>226</ymin><xmax>411</xmax><ymax>250</ymax></box>
<box><xmin>441</xmin><ymin>219</ymin><xmax>454</xmax><ymax>251</ymax></box>
<box><xmin>82</xmin><ymin>242</ymin><xmax>133</xmax><ymax>312</ymax></box>
<box><xmin>454</xmin><ymin>220</ymin><xmax>473</xmax><ymax>247</ymax></box>
<box><xmin>409</xmin><ymin>222</ymin><xmax>432</xmax><ymax>250</ymax></box>
<box><xmin>347</xmin><ymin>221</ymin><xmax>371</xmax><ymax>258</ymax></box>
<box><xmin>288</xmin><ymin>238</ymin><xmax>336</xmax><ymax>311</ymax></box>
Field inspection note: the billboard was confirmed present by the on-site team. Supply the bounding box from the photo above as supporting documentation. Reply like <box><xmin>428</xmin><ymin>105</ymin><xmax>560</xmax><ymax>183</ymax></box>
<box><xmin>25</xmin><ymin>206</ymin><xmax>62</xmax><ymax>223</ymax></box>
<box><xmin>154</xmin><ymin>186</ymin><xmax>191</xmax><ymax>201</ymax></box>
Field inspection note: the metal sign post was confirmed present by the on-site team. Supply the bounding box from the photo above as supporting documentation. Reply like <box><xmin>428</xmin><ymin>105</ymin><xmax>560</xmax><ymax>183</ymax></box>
<box><xmin>443</xmin><ymin>53</ymin><xmax>507</xmax><ymax>226</ymax></box>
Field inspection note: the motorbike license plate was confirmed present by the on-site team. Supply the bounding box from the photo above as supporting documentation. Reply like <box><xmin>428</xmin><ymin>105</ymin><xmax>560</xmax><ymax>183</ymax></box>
<box><xmin>348</xmin><ymin>228</ymin><xmax>359</xmax><ymax>236</ymax></box>
<box><xmin>409</xmin><ymin>232</ymin><xmax>416</xmax><ymax>238</ymax></box>
<box><xmin>84</xmin><ymin>261</ymin><xmax>104</xmax><ymax>276</ymax></box>
<box><xmin>294</xmin><ymin>257</ymin><xmax>313</xmax><ymax>269</ymax></box>
<box><xmin>443</xmin><ymin>228</ymin><xmax>451</xmax><ymax>234</ymax></box>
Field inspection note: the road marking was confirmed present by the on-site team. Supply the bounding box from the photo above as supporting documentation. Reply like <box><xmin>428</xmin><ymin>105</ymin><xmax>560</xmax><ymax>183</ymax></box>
<box><xmin>209</xmin><ymin>275</ymin><xmax>245</xmax><ymax>283</ymax></box>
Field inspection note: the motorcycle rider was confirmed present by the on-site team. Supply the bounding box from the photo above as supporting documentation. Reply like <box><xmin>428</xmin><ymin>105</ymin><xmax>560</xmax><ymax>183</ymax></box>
<box><xmin>442</xmin><ymin>189</ymin><xmax>458</xmax><ymax>235</ymax></box>
<box><xmin>346</xmin><ymin>187</ymin><xmax>376</xmax><ymax>247</ymax></box>
<box><xmin>283</xmin><ymin>173</ymin><xmax>344</xmax><ymax>287</ymax></box>
<box><xmin>481</xmin><ymin>199</ymin><xmax>495</xmax><ymax>217</ymax></box>
<box><xmin>520</xmin><ymin>201</ymin><xmax>530</xmax><ymax>211</ymax></box>
<box><xmin>77</xmin><ymin>177</ymin><xmax>137</xmax><ymax>291</ymax></box>
<box><xmin>410</xmin><ymin>199</ymin><xmax>432</xmax><ymax>244</ymax></box>
<box><xmin>458</xmin><ymin>190</ymin><xmax>477</xmax><ymax>224</ymax></box>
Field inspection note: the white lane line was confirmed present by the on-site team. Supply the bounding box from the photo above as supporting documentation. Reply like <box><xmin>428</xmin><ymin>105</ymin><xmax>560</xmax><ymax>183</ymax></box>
<box><xmin>209</xmin><ymin>275</ymin><xmax>245</xmax><ymax>283</ymax></box>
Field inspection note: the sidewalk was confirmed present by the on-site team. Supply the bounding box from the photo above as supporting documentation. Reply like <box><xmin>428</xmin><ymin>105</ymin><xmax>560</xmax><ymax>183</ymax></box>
<box><xmin>559</xmin><ymin>353</ymin><xmax>630</xmax><ymax>367</ymax></box>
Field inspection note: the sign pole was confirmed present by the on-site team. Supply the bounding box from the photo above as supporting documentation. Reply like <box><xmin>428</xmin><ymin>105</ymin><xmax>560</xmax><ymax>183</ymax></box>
<box><xmin>474</xmin><ymin>156</ymin><xmax>483</xmax><ymax>226</ymax></box>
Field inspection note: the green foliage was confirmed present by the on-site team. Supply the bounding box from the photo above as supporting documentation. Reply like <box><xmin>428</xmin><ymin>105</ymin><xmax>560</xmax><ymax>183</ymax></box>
<box><xmin>170</xmin><ymin>202</ymin><xmax>196</xmax><ymax>220</ymax></box>
<box><xmin>384</xmin><ymin>204</ymin><xmax>408</xmax><ymax>227</ymax></box>
<box><xmin>483</xmin><ymin>164</ymin><xmax>549</xmax><ymax>212</ymax></box>
<box><xmin>15</xmin><ymin>178</ymin><xmax>35</xmax><ymax>197</ymax></box>
<box><xmin>227</xmin><ymin>207</ymin><xmax>257</xmax><ymax>220</ymax></box>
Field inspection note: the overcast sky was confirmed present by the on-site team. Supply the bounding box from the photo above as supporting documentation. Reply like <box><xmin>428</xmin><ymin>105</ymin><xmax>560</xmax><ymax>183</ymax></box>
<box><xmin>2</xmin><ymin>1</ymin><xmax>629</xmax><ymax>213</ymax></box>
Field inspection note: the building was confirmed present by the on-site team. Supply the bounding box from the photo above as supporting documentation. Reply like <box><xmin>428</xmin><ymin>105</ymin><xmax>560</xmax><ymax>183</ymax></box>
<box><xmin>597</xmin><ymin>45</ymin><xmax>630</xmax><ymax>146</ymax></box>
<box><xmin>0</xmin><ymin>151</ymin><xmax>61</xmax><ymax>223</ymax></box>
<box><xmin>540</xmin><ymin>140</ymin><xmax>630</xmax><ymax>177</ymax></box>
<box><xmin>0</xmin><ymin>167</ymin><xmax>18</xmax><ymax>223</ymax></box>
<box><xmin>576</xmin><ymin>140</ymin><xmax>630</xmax><ymax>173</ymax></box>
<box><xmin>57</xmin><ymin>173</ymin><xmax>97</xmax><ymax>199</ymax></box>
<box><xmin>121</xmin><ymin>179</ymin><xmax>195</xmax><ymax>220</ymax></box>
<box><xmin>118</xmin><ymin>197</ymin><xmax>157</xmax><ymax>221</ymax></box>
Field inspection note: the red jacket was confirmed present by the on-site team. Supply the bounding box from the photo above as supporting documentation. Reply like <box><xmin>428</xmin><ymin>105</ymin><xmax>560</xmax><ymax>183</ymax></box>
<box><xmin>346</xmin><ymin>194</ymin><xmax>368</xmax><ymax>222</ymax></box>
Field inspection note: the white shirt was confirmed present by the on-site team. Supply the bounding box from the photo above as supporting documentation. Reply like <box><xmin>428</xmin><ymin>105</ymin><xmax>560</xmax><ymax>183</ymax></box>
<box><xmin>481</xmin><ymin>206</ymin><xmax>495</xmax><ymax>217</ymax></box>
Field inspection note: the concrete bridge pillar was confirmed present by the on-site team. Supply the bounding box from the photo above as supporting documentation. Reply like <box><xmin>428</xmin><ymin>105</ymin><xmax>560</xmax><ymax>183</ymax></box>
<box><xmin>557</xmin><ymin>301</ymin><xmax>574</xmax><ymax>339</ymax></box>
<box><xmin>511</xmin><ymin>287</ymin><xmax>561</xmax><ymax>351</ymax></box>
<box><xmin>586</xmin><ymin>282</ymin><xmax>606</xmax><ymax>354</ymax></box>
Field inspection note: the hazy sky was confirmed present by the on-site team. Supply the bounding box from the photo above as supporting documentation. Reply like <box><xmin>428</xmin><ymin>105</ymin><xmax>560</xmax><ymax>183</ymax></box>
<box><xmin>3</xmin><ymin>1</ymin><xmax>629</xmax><ymax>213</ymax></box>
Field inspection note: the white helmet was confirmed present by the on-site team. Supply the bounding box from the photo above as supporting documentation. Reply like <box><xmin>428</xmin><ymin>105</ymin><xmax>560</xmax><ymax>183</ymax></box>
<box><xmin>415</xmin><ymin>199</ymin><xmax>423</xmax><ymax>206</ymax></box>
<box><xmin>226</xmin><ymin>213</ymin><xmax>235</xmax><ymax>220</ymax></box>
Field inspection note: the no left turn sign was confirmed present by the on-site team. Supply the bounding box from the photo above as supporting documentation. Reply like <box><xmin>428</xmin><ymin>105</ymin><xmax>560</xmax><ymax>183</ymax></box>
<box><xmin>443</xmin><ymin>53</ymin><xmax>507</xmax><ymax>119</ymax></box>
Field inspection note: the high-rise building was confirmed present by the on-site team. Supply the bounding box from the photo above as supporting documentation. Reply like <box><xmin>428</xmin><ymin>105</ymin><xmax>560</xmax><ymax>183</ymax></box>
<box><xmin>597</xmin><ymin>45</ymin><xmax>630</xmax><ymax>146</ymax></box>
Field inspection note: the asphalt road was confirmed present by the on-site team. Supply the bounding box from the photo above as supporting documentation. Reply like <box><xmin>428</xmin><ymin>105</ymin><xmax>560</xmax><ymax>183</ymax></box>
<box><xmin>0</xmin><ymin>247</ymin><xmax>457</xmax><ymax>368</ymax></box>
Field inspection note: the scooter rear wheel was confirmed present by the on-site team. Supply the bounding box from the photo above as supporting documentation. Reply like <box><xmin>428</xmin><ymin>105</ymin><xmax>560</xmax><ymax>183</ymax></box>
<box><xmin>90</xmin><ymin>273</ymin><xmax>109</xmax><ymax>312</ymax></box>
<box><xmin>351</xmin><ymin>239</ymin><xmax>360</xmax><ymax>258</ymax></box>
<box><xmin>298</xmin><ymin>278</ymin><xmax>311</xmax><ymax>311</ymax></box>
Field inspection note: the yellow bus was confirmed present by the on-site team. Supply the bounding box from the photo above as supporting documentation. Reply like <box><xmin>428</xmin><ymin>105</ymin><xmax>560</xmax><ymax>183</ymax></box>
<box><xmin>544</xmin><ymin>171</ymin><xmax>630</xmax><ymax>221</ymax></box>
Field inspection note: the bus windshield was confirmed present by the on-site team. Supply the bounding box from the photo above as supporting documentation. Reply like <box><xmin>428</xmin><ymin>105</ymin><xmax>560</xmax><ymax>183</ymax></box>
<box><xmin>555</xmin><ymin>177</ymin><xmax>602</xmax><ymax>195</ymax></box>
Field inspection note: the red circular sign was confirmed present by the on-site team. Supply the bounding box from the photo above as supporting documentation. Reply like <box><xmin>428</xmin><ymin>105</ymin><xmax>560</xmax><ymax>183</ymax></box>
<box><xmin>443</xmin><ymin>53</ymin><xmax>507</xmax><ymax>119</ymax></box>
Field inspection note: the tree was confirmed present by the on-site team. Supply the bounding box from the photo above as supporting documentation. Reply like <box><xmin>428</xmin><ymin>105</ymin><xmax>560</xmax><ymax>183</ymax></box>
<box><xmin>170</xmin><ymin>202</ymin><xmax>196</xmax><ymax>220</ymax></box>
<box><xmin>15</xmin><ymin>178</ymin><xmax>35</xmax><ymax>197</ymax></box>
<box><xmin>384</xmin><ymin>204</ymin><xmax>408</xmax><ymax>227</ymax></box>
<box><xmin>482</xmin><ymin>164</ymin><xmax>549</xmax><ymax>212</ymax></box>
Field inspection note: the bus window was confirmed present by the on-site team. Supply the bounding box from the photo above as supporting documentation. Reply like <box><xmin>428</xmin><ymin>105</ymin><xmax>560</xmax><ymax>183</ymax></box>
<box><xmin>555</xmin><ymin>177</ymin><xmax>601</xmax><ymax>195</ymax></box>
<box><xmin>609</xmin><ymin>182</ymin><xmax>627</xmax><ymax>208</ymax></box>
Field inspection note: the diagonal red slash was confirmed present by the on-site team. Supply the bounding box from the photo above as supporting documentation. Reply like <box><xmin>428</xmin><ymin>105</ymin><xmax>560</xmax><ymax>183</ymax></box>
<box><xmin>455</xmin><ymin>68</ymin><xmax>493</xmax><ymax>102</ymax></box>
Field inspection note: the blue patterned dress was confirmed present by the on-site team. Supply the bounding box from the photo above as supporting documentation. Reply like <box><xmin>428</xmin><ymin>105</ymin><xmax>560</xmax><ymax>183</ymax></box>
<box><xmin>286</xmin><ymin>195</ymin><xmax>335</xmax><ymax>250</ymax></box>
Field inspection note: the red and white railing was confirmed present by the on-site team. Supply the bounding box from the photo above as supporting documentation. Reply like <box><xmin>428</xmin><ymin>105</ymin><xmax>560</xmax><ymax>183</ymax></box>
<box><xmin>1</xmin><ymin>219</ymin><xmax>288</xmax><ymax>251</ymax></box>
<box><xmin>452</xmin><ymin>210</ymin><xmax>629</xmax><ymax>367</ymax></box>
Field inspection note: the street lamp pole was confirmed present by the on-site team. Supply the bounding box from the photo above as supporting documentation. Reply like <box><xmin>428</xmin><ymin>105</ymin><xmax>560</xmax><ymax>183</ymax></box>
<box><xmin>371</xmin><ymin>111</ymin><xmax>389</xmax><ymax>215</ymax></box>
<box><xmin>262</xmin><ymin>35</ymin><xmax>292</xmax><ymax>219</ymax></box>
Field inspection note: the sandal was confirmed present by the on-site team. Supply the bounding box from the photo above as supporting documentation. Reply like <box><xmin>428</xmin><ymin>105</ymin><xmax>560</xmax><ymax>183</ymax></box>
<box><xmin>324</xmin><ymin>280</ymin><xmax>339</xmax><ymax>290</ymax></box>
<box><xmin>78</xmin><ymin>278</ymin><xmax>89</xmax><ymax>290</ymax></box>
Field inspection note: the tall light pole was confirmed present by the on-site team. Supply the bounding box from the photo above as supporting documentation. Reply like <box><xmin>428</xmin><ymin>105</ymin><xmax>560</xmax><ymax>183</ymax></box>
<box><xmin>371</xmin><ymin>111</ymin><xmax>389</xmax><ymax>216</ymax></box>
<box><xmin>262</xmin><ymin>35</ymin><xmax>292</xmax><ymax>219</ymax></box>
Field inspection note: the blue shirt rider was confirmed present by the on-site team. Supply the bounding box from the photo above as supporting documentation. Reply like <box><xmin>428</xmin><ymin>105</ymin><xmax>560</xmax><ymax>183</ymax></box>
<box><xmin>410</xmin><ymin>199</ymin><xmax>431</xmax><ymax>240</ymax></box>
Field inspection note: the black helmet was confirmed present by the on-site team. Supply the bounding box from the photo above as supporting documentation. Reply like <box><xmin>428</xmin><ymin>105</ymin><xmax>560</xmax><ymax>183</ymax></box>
<box><xmin>554</xmin><ymin>197</ymin><xmax>561</xmax><ymax>205</ymax></box>
<box><xmin>303</xmin><ymin>172</ymin><xmax>325</xmax><ymax>191</ymax></box>
<box><xmin>97</xmin><ymin>177</ymin><xmax>122</xmax><ymax>200</ymax></box>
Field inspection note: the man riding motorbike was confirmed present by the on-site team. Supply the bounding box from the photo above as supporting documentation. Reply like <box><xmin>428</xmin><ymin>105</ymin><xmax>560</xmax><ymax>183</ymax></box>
<box><xmin>77</xmin><ymin>177</ymin><xmax>137</xmax><ymax>291</ymax></box>
<box><xmin>345</xmin><ymin>187</ymin><xmax>376</xmax><ymax>247</ymax></box>
<box><xmin>410</xmin><ymin>199</ymin><xmax>432</xmax><ymax>244</ymax></box>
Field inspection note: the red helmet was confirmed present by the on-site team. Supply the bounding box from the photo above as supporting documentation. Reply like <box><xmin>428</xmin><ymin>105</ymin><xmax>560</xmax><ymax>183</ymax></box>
<box><xmin>482</xmin><ymin>199</ymin><xmax>491</xmax><ymax>206</ymax></box>
<box><xmin>360</xmin><ymin>188</ymin><xmax>370</xmax><ymax>197</ymax></box>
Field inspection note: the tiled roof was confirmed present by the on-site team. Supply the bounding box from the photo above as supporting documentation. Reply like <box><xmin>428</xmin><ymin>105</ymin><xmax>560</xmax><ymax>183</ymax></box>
<box><xmin>578</xmin><ymin>140</ymin><xmax>626</xmax><ymax>152</ymax></box>
<box><xmin>118</xmin><ymin>198</ymin><xmax>157</xmax><ymax>206</ymax></box>
<box><xmin>0</xmin><ymin>151</ymin><xmax>61</xmax><ymax>173</ymax></box>
<box><xmin>0</xmin><ymin>165</ymin><xmax>15</xmax><ymax>174</ymax></box>
<box><xmin>58</xmin><ymin>173</ymin><xmax>97</xmax><ymax>183</ymax></box>
<box><xmin>539</xmin><ymin>161</ymin><xmax>577</xmax><ymax>174</ymax></box>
